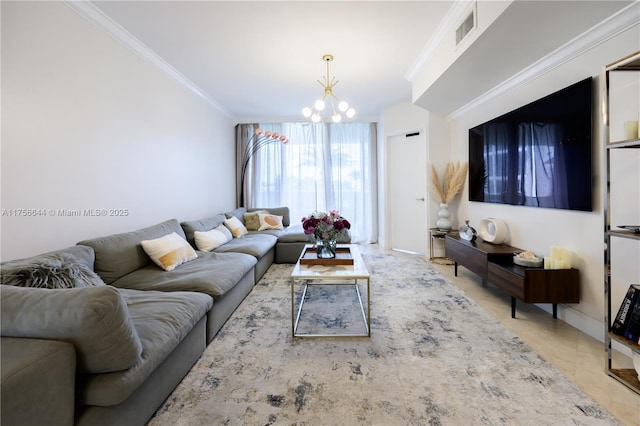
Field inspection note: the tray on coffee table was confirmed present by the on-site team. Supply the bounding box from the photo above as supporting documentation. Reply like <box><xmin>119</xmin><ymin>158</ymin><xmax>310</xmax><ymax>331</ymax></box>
<box><xmin>299</xmin><ymin>246</ymin><xmax>354</xmax><ymax>265</ymax></box>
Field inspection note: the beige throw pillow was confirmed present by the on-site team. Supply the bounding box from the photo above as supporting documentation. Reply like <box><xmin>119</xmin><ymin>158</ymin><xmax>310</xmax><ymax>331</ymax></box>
<box><xmin>140</xmin><ymin>232</ymin><xmax>197</xmax><ymax>271</ymax></box>
<box><xmin>194</xmin><ymin>224</ymin><xmax>233</xmax><ymax>251</ymax></box>
<box><xmin>243</xmin><ymin>210</ymin><xmax>268</xmax><ymax>231</ymax></box>
<box><xmin>224</xmin><ymin>216</ymin><xmax>248</xmax><ymax>238</ymax></box>
<box><xmin>258</xmin><ymin>213</ymin><xmax>284</xmax><ymax>231</ymax></box>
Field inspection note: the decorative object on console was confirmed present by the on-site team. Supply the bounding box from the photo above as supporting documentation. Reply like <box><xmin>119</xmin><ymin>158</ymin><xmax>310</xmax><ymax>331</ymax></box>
<box><xmin>513</xmin><ymin>251</ymin><xmax>543</xmax><ymax>268</ymax></box>
<box><xmin>459</xmin><ymin>220</ymin><xmax>477</xmax><ymax>242</ymax></box>
<box><xmin>301</xmin><ymin>54</ymin><xmax>355</xmax><ymax>123</ymax></box>
<box><xmin>544</xmin><ymin>246</ymin><xmax>572</xmax><ymax>269</ymax></box>
<box><xmin>429</xmin><ymin>161</ymin><xmax>469</xmax><ymax>231</ymax></box>
<box><xmin>477</xmin><ymin>217</ymin><xmax>508</xmax><ymax>244</ymax></box>
<box><xmin>301</xmin><ymin>210</ymin><xmax>351</xmax><ymax>259</ymax></box>
<box><xmin>239</xmin><ymin>128</ymin><xmax>288</xmax><ymax>207</ymax></box>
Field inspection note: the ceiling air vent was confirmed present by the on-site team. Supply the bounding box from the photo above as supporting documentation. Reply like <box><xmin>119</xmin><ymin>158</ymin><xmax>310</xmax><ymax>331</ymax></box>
<box><xmin>455</xmin><ymin>5</ymin><xmax>476</xmax><ymax>46</ymax></box>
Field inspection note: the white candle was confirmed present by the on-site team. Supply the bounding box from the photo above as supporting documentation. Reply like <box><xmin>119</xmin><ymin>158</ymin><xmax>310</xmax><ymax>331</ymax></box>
<box><xmin>544</xmin><ymin>257</ymin><xmax>552</xmax><ymax>269</ymax></box>
<box><xmin>625</xmin><ymin>121</ymin><xmax>639</xmax><ymax>140</ymax></box>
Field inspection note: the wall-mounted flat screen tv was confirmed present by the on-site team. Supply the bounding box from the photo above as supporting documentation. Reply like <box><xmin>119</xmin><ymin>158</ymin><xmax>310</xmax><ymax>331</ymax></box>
<box><xmin>468</xmin><ymin>77</ymin><xmax>593</xmax><ymax>211</ymax></box>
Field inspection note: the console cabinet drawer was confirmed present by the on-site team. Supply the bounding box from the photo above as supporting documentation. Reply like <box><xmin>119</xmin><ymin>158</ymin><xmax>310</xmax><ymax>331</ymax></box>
<box><xmin>488</xmin><ymin>262</ymin><xmax>580</xmax><ymax>304</ymax></box>
<box><xmin>444</xmin><ymin>237</ymin><xmax>487</xmax><ymax>278</ymax></box>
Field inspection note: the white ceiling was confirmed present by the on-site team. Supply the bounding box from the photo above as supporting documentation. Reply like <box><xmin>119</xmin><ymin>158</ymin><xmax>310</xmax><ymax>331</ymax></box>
<box><xmin>87</xmin><ymin>1</ymin><xmax>635</xmax><ymax>122</ymax></box>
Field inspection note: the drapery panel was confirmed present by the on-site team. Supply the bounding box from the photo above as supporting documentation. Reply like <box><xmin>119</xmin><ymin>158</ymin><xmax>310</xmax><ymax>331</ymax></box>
<box><xmin>235</xmin><ymin>122</ymin><xmax>377</xmax><ymax>243</ymax></box>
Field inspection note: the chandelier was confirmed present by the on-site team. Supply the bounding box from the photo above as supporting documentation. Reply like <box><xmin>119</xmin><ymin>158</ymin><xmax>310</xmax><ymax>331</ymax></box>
<box><xmin>301</xmin><ymin>54</ymin><xmax>356</xmax><ymax>123</ymax></box>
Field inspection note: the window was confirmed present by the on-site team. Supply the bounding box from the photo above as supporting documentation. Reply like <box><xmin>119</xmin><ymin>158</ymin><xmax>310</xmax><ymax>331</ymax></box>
<box><xmin>237</xmin><ymin>122</ymin><xmax>377</xmax><ymax>243</ymax></box>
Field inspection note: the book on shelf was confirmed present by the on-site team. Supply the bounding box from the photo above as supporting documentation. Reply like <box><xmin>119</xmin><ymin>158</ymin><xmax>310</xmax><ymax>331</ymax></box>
<box><xmin>623</xmin><ymin>291</ymin><xmax>640</xmax><ymax>344</ymax></box>
<box><xmin>611</xmin><ymin>284</ymin><xmax>640</xmax><ymax>336</ymax></box>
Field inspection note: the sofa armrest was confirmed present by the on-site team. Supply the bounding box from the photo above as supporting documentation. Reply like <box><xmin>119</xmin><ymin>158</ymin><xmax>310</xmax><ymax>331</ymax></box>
<box><xmin>1</xmin><ymin>337</ymin><xmax>76</xmax><ymax>426</ymax></box>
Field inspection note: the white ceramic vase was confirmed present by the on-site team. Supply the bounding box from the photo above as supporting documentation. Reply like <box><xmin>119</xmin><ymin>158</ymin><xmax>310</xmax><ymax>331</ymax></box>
<box><xmin>436</xmin><ymin>203</ymin><xmax>452</xmax><ymax>231</ymax></box>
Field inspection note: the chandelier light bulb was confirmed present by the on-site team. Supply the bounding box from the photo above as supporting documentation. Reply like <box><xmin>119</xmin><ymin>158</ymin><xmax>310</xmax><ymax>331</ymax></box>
<box><xmin>311</xmin><ymin>113</ymin><xmax>321</xmax><ymax>123</ymax></box>
<box><xmin>346</xmin><ymin>108</ymin><xmax>356</xmax><ymax>118</ymax></box>
<box><xmin>332</xmin><ymin>113</ymin><xmax>342</xmax><ymax>123</ymax></box>
<box><xmin>302</xmin><ymin>107</ymin><xmax>312</xmax><ymax>117</ymax></box>
<box><xmin>338</xmin><ymin>101</ymin><xmax>349</xmax><ymax>112</ymax></box>
<box><xmin>314</xmin><ymin>99</ymin><xmax>325</xmax><ymax>111</ymax></box>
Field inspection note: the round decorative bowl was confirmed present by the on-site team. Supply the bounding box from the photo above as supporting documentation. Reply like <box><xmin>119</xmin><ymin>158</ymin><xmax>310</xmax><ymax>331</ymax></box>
<box><xmin>513</xmin><ymin>254</ymin><xmax>543</xmax><ymax>268</ymax></box>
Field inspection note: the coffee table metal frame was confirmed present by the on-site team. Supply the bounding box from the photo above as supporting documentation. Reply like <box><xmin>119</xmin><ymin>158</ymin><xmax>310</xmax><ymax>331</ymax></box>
<box><xmin>290</xmin><ymin>244</ymin><xmax>370</xmax><ymax>338</ymax></box>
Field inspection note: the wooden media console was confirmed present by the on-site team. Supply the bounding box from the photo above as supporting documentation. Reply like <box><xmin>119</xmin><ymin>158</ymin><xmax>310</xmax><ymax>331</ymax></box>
<box><xmin>444</xmin><ymin>235</ymin><xmax>579</xmax><ymax>318</ymax></box>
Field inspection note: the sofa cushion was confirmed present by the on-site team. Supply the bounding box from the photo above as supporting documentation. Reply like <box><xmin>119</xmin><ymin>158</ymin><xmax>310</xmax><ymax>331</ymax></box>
<box><xmin>1</xmin><ymin>337</ymin><xmax>76</xmax><ymax>426</ymax></box>
<box><xmin>77</xmin><ymin>219</ymin><xmax>186</xmax><ymax>284</ymax></box>
<box><xmin>140</xmin><ymin>232</ymin><xmax>197</xmax><ymax>271</ymax></box>
<box><xmin>80</xmin><ymin>288</ymin><xmax>212</xmax><ymax>407</ymax></box>
<box><xmin>1</xmin><ymin>252</ymin><xmax>105</xmax><ymax>289</ymax></box>
<box><xmin>243</xmin><ymin>210</ymin><xmax>268</xmax><ymax>231</ymax></box>
<box><xmin>180</xmin><ymin>213</ymin><xmax>227</xmax><ymax>247</ymax></box>
<box><xmin>194</xmin><ymin>224</ymin><xmax>232</xmax><ymax>252</ymax></box>
<box><xmin>276</xmin><ymin>224</ymin><xmax>312</xmax><ymax>243</ymax></box>
<box><xmin>0</xmin><ymin>285</ymin><xmax>142</xmax><ymax>374</ymax></box>
<box><xmin>214</xmin><ymin>233</ymin><xmax>278</xmax><ymax>259</ymax></box>
<box><xmin>111</xmin><ymin>251</ymin><xmax>256</xmax><ymax>298</ymax></box>
<box><xmin>224</xmin><ymin>216</ymin><xmax>248</xmax><ymax>238</ymax></box>
<box><xmin>258</xmin><ymin>213</ymin><xmax>284</xmax><ymax>231</ymax></box>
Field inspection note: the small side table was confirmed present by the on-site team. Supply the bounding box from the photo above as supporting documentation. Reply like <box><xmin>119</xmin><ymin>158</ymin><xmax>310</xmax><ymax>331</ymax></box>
<box><xmin>429</xmin><ymin>228</ymin><xmax>456</xmax><ymax>265</ymax></box>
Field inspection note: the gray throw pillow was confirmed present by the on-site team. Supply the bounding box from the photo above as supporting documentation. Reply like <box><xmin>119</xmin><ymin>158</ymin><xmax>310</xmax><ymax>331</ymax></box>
<box><xmin>0</xmin><ymin>252</ymin><xmax>106</xmax><ymax>288</ymax></box>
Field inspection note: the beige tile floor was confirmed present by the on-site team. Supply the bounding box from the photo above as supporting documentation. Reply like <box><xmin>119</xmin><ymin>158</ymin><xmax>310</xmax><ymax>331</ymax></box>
<box><xmin>362</xmin><ymin>244</ymin><xmax>640</xmax><ymax>425</ymax></box>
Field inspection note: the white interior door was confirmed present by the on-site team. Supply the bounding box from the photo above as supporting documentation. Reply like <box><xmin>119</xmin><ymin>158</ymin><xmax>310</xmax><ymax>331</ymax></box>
<box><xmin>387</xmin><ymin>132</ymin><xmax>427</xmax><ymax>254</ymax></box>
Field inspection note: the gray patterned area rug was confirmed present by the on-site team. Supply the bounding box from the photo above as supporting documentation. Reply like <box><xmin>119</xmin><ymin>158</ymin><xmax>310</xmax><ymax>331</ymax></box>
<box><xmin>149</xmin><ymin>251</ymin><xmax>620</xmax><ymax>425</ymax></box>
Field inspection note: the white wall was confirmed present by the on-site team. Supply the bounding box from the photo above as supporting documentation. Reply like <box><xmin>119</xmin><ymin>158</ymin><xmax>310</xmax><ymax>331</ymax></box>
<box><xmin>1</xmin><ymin>2</ymin><xmax>235</xmax><ymax>261</ymax></box>
<box><xmin>449</xmin><ymin>25</ymin><xmax>640</xmax><ymax>341</ymax></box>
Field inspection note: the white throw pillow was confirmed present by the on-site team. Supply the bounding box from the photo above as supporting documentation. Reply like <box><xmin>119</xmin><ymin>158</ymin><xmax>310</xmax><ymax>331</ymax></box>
<box><xmin>215</xmin><ymin>223</ymin><xmax>233</xmax><ymax>241</ymax></box>
<box><xmin>194</xmin><ymin>224</ymin><xmax>232</xmax><ymax>251</ymax></box>
<box><xmin>224</xmin><ymin>216</ymin><xmax>248</xmax><ymax>238</ymax></box>
<box><xmin>140</xmin><ymin>232</ymin><xmax>197</xmax><ymax>271</ymax></box>
<box><xmin>258</xmin><ymin>213</ymin><xmax>284</xmax><ymax>231</ymax></box>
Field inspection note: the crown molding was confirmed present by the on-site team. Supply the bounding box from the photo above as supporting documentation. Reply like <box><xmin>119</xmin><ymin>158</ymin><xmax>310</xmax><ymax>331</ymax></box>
<box><xmin>448</xmin><ymin>1</ymin><xmax>640</xmax><ymax>119</ymax></box>
<box><xmin>63</xmin><ymin>0</ymin><xmax>231</xmax><ymax>117</ymax></box>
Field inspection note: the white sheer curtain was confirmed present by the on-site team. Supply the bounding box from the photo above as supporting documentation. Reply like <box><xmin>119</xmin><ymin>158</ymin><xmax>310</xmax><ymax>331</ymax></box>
<box><xmin>236</xmin><ymin>122</ymin><xmax>377</xmax><ymax>243</ymax></box>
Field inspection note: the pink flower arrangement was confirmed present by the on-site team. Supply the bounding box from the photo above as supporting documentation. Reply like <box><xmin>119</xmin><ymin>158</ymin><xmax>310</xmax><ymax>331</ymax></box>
<box><xmin>301</xmin><ymin>210</ymin><xmax>351</xmax><ymax>242</ymax></box>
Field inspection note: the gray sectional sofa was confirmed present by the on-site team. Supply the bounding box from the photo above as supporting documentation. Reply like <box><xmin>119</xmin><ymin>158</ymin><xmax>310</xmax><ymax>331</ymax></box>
<box><xmin>0</xmin><ymin>206</ymin><xmax>344</xmax><ymax>426</ymax></box>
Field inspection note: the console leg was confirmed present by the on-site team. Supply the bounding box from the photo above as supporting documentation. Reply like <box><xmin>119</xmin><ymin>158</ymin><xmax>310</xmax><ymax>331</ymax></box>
<box><xmin>511</xmin><ymin>297</ymin><xmax>516</xmax><ymax>318</ymax></box>
<box><xmin>454</xmin><ymin>262</ymin><xmax>458</xmax><ymax>276</ymax></box>
<box><xmin>553</xmin><ymin>304</ymin><xmax>557</xmax><ymax>319</ymax></box>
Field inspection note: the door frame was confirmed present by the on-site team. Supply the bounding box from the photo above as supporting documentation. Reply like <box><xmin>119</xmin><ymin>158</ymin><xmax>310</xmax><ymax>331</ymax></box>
<box><xmin>383</xmin><ymin>127</ymin><xmax>429</xmax><ymax>254</ymax></box>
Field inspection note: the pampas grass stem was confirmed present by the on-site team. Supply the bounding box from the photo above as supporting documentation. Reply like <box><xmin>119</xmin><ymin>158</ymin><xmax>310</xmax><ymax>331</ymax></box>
<box><xmin>429</xmin><ymin>161</ymin><xmax>468</xmax><ymax>203</ymax></box>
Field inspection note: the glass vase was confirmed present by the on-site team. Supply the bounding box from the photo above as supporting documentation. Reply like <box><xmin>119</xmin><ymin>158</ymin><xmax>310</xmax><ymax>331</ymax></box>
<box><xmin>316</xmin><ymin>238</ymin><xmax>337</xmax><ymax>259</ymax></box>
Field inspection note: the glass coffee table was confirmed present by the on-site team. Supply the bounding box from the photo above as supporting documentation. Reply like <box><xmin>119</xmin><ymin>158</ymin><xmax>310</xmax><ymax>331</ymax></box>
<box><xmin>290</xmin><ymin>244</ymin><xmax>370</xmax><ymax>338</ymax></box>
